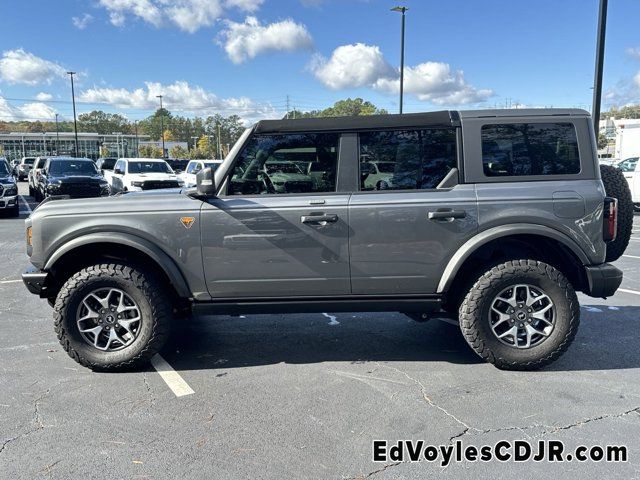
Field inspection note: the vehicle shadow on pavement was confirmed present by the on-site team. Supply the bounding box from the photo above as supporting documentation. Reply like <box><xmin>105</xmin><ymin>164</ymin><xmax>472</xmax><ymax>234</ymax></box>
<box><xmin>162</xmin><ymin>306</ymin><xmax>640</xmax><ymax>373</ymax></box>
<box><xmin>162</xmin><ymin>313</ymin><xmax>483</xmax><ymax>372</ymax></box>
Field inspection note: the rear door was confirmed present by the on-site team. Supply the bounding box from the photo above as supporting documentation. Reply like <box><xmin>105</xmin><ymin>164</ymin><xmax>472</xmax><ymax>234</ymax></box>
<box><xmin>348</xmin><ymin>127</ymin><xmax>478</xmax><ymax>294</ymax></box>
<box><xmin>201</xmin><ymin>132</ymin><xmax>351</xmax><ymax>298</ymax></box>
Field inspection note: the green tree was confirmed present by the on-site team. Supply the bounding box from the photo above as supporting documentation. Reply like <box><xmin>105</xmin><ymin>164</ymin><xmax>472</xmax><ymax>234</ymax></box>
<box><xmin>287</xmin><ymin>98</ymin><xmax>388</xmax><ymax>119</ymax></box>
<box><xmin>77</xmin><ymin>110</ymin><xmax>133</xmax><ymax>134</ymax></box>
<box><xmin>138</xmin><ymin>144</ymin><xmax>163</xmax><ymax>158</ymax></box>
<box><xmin>169</xmin><ymin>145</ymin><xmax>188</xmax><ymax>159</ymax></box>
<box><xmin>597</xmin><ymin>133</ymin><xmax>609</xmax><ymax>149</ymax></box>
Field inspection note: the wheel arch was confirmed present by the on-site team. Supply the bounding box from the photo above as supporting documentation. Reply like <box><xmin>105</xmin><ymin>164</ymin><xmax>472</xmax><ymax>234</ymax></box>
<box><xmin>438</xmin><ymin>224</ymin><xmax>590</xmax><ymax>295</ymax></box>
<box><xmin>44</xmin><ymin>233</ymin><xmax>191</xmax><ymax>300</ymax></box>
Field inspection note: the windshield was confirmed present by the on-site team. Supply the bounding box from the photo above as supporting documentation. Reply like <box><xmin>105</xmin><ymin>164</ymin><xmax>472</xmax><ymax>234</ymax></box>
<box><xmin>100</xmin><ymin>159</ymin><xmax>117</xmax><ymax>170</ymax></box>
<box><xmin>128</xmin><ymin>161</ymin><xmax>173</xmax><ymax>174</ymax></box>
<box><xmin>49</xmin><ymin>160</ymin><xmax>99</xmax><ymax>176</ymax></box>
<box><xmin>203</xmin><ymin>162</ymin><xmax>221</xmax><ymax>171</ymax></box>
<box><xmin>24</xmin><ymin>158</ymin><xmax>35</xmax><ymax>165</ymax></box>
<box><xmin>265</xmin><ymin>162</ymin><xmax>303</xmax><ymax>174</ymax></box>
<box><xmin>0</xmin><ymin>162</ymin><xmax>9</xmax><ymax>175</ymax></box>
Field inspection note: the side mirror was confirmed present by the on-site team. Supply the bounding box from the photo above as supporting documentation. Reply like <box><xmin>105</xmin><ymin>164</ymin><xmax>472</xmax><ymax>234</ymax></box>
<box><xmin>114</xmin><ymin>168</ymin><xmax>123</xmax><ymax>175</ymax></box>
<box><xmin>196</xmin><ymin>167</ymin><xmax>217</xmax><ymax>197</ymax></box>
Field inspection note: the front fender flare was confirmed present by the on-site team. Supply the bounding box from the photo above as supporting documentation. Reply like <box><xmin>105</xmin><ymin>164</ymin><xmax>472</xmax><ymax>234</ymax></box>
<box><xmin>44</xmin><ymin>232</ymin><xmax>191</xmax><ymax>298</ymax></box>
<box><xmin>436</xmin><ymin>224</ymin><xmax>590</xmax><ymax>293</ymax></box>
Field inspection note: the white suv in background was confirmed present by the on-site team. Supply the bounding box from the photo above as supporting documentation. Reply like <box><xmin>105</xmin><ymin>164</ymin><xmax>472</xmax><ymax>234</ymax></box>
<box><xmin>105</xmin><ymin>158</ymin><xmax>184</xmax><ymax>194</ymax></box>
<box><xmin>179</xmin><ymin>160</ymin><xmax>223</xmax><ymax>188</ymax></box>
<box><xmin>618</xmin><ymin>157</ymin><xmax>640</xmax><ymax>211</ymax></box>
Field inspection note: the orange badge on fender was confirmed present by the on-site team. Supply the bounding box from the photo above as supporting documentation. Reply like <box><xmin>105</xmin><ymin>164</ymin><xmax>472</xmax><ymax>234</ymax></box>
<box><xmin>180</xmin><ymin>216</ymin><xmax>195</xmax><ymax>229</ymax></box>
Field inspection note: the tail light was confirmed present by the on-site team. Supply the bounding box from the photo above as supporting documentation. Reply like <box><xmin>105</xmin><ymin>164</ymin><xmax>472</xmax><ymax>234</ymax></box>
<box><xmin>603</xmin><ymin>197</ymin><xmax>617</xmax><ymax>242</ymax></box>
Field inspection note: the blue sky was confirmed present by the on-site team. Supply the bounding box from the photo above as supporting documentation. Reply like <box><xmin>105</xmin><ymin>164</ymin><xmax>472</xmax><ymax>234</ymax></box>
<box><xmin>0</xmin><ymin>0</ymin><xmax>639</xmax><ymax>124</ymax></box>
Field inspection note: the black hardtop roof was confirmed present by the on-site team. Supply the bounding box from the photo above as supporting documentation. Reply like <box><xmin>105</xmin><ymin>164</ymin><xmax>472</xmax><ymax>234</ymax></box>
<box><xmin>254</xmin><ymin>110</ymin><xmax>457</xmax><ymax>134</ymax></box>
<box><xmin>253</xmin><ymin>108</ymin><xmax>591</xmax><ymax>134</ymax></box>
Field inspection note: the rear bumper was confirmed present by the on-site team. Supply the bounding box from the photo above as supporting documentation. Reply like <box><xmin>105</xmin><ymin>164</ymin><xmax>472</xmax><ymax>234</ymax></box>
<box><xmin>22</xmin><ymin>265</ymin><xmax>49</xmax><ymax>297</ymax></box>
<box><xmin>584</xmin><ymin>263</ymin><xmax>623</xmax><ymax>298</ymax></box>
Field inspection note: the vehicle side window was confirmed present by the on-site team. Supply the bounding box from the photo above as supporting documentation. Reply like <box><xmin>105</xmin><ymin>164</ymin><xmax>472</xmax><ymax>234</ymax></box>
<box><xmin>359</xmin><ymin>128</ymin><xmax>457</xmax><ymax>191</ymax></box>
<box><xmin>193</xmin><ymin>162</ymin><xmax>203</xmax><ymax>174</ymax></box>
<box><xmin>618</xmin><ymin>158</ymin><xmax>638</xmax><ymax>173</ymax></box>
<box><xmin>481</xmin><ymin>123</ymin><xmax>580</xmax><ymax>177</ymax></box>
<box><xmin>186</xmin><ymin>162</ymin><xmax>199</xmax><ymax>174</ymax></box>
<box><xmin>114</xmin><ymin>160</ymin><xmax>125</xmax><ymax>173</ymax></box>
<box><xmin>227</xmin><ymin>133</ymin><xmax>340</xmax><ymax>195</ymax></box>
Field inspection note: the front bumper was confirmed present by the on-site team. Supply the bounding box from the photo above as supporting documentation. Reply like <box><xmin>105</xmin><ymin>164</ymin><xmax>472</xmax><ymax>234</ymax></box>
<box><xmin>584</xmin><ymin>263</ymin><xmax>623</xmax><ymax>298</ymax></box>
<box><xmin>0</xmin><ymin>195</ymin><xmax>17</xmax><ymax>209</ymax></box>
<box><xmin>22</xmin><ymin>265</ymin><xmax>49</xmax><ymax>297</ymax></box>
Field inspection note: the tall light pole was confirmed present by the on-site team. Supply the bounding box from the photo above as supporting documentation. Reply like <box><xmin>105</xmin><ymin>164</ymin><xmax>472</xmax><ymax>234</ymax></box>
<box><xmin>592</xmin><ymin>0</ymin><xmax>608</xmax><ymax>136</ymax></box>
<box><xmin>391</xmin><ymin>6</ymin><xmax>408</xmax><ymax>114</ymax></box>
<box><xmin>134</xmin><ymin>120</ymin><xmax>139</xmax><ymax>157</ymax></box>
<box><xmin>156</xmin><ymin>95</ymin><xmax>164</xmax><ymax>158</ymax></box>
<box><xmin>54</xmin><ymin>113</ymin><xmax>60</xmax><ymax>155</ymax></box>
<box><xmin>67</xmin><ymin>71</ymin><xmax>79</xmax><ymax>157</ymax></box>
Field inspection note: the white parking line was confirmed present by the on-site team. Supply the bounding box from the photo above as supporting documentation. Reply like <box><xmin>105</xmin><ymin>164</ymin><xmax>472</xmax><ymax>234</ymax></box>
<box><xmin>150</xmin><ymin>354</ymin><xmax>194</xmax><ymax>397</ymax></box>
<box><xmin>0</xmin><ymin>279</ymin><xmax>22</xmax><ymax>284</ymax></box>
<box><xmin>19</xmin><ymin>195</ymin><xmax>32</xmax><ymax>213</ymax></box>
<box><xmin>618</xmin><ymin>288</ymin><xmax>640</xmax><ymax>297</ymax></box>
<box><xmin>622</xmin><ymin>254</ymin><xmax>640</xmax><ymax>260</ymax></box>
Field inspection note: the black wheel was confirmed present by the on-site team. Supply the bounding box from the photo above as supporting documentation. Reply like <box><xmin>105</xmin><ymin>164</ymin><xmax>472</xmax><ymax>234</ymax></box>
<box><xmin>600</xmin><ymin>164</ymin><xmax>633</xmax><ymax>262</ymax></box>
<box><xmin>376</xmin><ymin>180</ymin><xmax>389</xmax><ymax>190</ymax></box>
<box><xmin>28</xmin><ymin>185</ymin><xmax>34</xmax><ymax>197</ymax></box>
<box><xmin>459</xmin><ymin>260</ymin><xmax>579</xmax><ymax>370</ymax></box>
<box><xmin>54</xmin><ymin>263</ymin><xmax>172</xmax><ymax>371</ymax></box>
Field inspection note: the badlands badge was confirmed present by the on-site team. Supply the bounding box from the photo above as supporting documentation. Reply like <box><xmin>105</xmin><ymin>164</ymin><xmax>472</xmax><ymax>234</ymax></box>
<box><xmin>180</xmin><ymin>216</ymin><xmax>195</xmax><ymax>229</ymax></box>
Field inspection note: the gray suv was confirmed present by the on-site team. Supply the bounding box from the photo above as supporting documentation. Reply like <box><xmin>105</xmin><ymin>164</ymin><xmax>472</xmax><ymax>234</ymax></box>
<box><xmin>22</xmin><ymin>109</ymin><xmax>629</xmax><ymax>371</ymax></box>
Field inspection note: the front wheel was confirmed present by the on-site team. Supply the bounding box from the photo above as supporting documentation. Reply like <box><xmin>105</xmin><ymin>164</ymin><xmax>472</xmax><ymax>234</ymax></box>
<box><xmin>459</xmin><ymin>260</ymin><xmax>579</xmax><ymax>370</ymax></box>
<box><xmin>54</xmin><ymin>263</ymin><xmax>172</xmax><ymax>371</ymax></box>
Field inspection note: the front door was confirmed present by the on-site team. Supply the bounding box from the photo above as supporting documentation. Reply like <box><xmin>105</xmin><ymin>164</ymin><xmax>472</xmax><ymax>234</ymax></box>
<box><xmin>201</xmin><ymin>131</ymin><xmax>351</xmax><ymax>298</ymax></box>
<box><xmin>349</xmin><ymin>127</ymin><xmax>478</xmax><ymax>294</ymax></box>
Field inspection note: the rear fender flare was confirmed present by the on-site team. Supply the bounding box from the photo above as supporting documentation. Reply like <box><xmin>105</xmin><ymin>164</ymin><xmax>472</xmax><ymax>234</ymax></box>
<box><xmin>437</xmin><ymin>224</ymin><xmax>590</xmax><ymax>293</ymax></box>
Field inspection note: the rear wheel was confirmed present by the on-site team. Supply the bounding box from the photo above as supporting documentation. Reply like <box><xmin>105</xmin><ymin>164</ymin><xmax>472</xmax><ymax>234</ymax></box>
<box><xmin>459</xmin><ymin>260</ymin><xmax>579</xmax><ymax>370</ymax></box>
<box><xmin>54</xmin><ymin>263</ymin><xmax>172</xmax><ymax>371</ymax></box>
<box><xmin>600</xmin><ymin>164</ymin><xmax>633</xmax><ymax>261</ymax></box>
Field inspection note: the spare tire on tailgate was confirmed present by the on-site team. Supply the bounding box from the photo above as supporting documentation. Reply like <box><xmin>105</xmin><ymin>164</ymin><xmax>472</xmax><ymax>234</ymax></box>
<box><xmin>600</xmin><ymin>164</ymin><xmax>633</xmax><ymax>262</ymax></box>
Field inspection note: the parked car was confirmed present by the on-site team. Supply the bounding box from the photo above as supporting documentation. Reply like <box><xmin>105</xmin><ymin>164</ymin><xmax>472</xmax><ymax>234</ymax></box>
<box><xmin>361</xmin><ymin>161</ymin><xmax>396</xmax><ymax>190</ymax></box>
<box><xmin>22</xmin><ymin>109</ymin><xmax>632</xmax><ymax>372</ymax></box>
<box><xmin>618</xmin><ymin>156</ymin><xmax>640</xmax><ymax>211</ymax></box>
<box><xmin>29</xmin><ymin>156</ymin><xmax>48</xmax><ymax>199</ymax></box>
<box><xmin>0</xmin><ymin>160</ymin><xmax>19</xmax><ymax>217</ymax></box>
<box><xmin>179</xmin><ymin>160</ymin><xmax>223</xmax><ymax>188</ymax></box>
<box><xmin>16</xmin><ymin>157</ymin><xmax>36</xmax><ymax>181</ymax></box>
<box><xmin>104</xmin><ymin>158</ymin><xmax>183</xmax><ymax>194</ymax></box>
<box><xmin>166</xmin><ymin>159</ymin><xmax>189</xmax><ymax>174</ymax></box>
<box><xmin>95</xmin><ymin>158</ymin><xmax>117</xmax><ymax>176</ymax></box>
<box><xmin>37</xmin><ymin>157</ymin><xmax>110</xmax><ymax>200</ymax></box>
<box><xmin>261</xmin><ymin>161</ymin><xmax>314</xmax><ymax>193</ymax></box>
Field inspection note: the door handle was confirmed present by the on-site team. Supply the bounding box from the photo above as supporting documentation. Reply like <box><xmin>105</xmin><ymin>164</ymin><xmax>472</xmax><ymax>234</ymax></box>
<box><xmin>428</xmin><ymin>209</ymin><xmax>467</xmax><ymax>221</ymax></box>
<box><xmin>301</xmin><ymin>213</ymin><xmax>338</xmax><ymax>224</ymax></box>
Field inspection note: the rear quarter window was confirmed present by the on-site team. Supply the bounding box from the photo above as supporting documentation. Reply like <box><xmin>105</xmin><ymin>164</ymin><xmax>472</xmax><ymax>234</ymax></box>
<box><xmin>481</xmin><ymin>123</ymin><xmax>580</xmax><ymax>177</ymax></box>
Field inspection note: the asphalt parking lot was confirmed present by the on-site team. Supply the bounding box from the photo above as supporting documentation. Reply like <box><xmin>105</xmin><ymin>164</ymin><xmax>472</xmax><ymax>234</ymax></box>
<box><xmin>1</xmin><ymin>182</ymin><xmax>640</xmax><ymax>479</ymax></box>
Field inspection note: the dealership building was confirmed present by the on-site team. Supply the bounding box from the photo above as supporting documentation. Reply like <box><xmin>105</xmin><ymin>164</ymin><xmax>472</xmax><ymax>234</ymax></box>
<box><xmin>0</xmin><ymin>131</ymin><xmax>148</xmax><ymax>161</ymax></box>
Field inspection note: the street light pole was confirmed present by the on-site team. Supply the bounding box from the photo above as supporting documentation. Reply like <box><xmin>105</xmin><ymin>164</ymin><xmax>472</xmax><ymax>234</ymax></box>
<box><xmin>156</xmin><ymin>95</ymin><xmax>164</xmax><ymax>158</ymax></box>
<box><xmin>54</xmin><ymin>113</ymin><xmax>60</xmax><ymax>155</ymax></box>
<box><xmin>67</xmin><ymin>71</ymin><xmax>79</xmax><ymax>157</ymax></box>
<box><xmin>391</xmin><ymin>6</ymin><xmax>408</xmax><ymax>114</ymax></box>
<box><xmin>592</xmin><ymin>0</ymin><xmax>608</xmax><ymax>136</ymax></box>
<box><xmin>134</xmin><ymin>121</ymin><xmax>139</xmax><ymax>157</ymax></box>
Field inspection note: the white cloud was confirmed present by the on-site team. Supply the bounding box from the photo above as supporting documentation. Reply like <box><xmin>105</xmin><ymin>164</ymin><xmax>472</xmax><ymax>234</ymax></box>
<box><xmin>626</xmin><ymin>47</ymin><xmax>640</xmax><ymax>60</ymax></box>
<box><xmin>35</xmin><ymin>92</ymin><xmax>53</xmax><ymax>101</ymax></box>
<box><xmin>311</xmin><ymin>43</ymin><xmax>394</xmax><ymax>89</ymax></box>
<box><xmin>0</xmin><ymin>49</ymin><xmax>66</xmax><ymax>86</ymax></box>
<box><xmin>78</xmin><ymin>80</ymin><xmax>277</xmax><ymax>123</ymax></box>
<box><xmin>219</xmin><ymin>16</ymin><xmax>313</xmax><ymax>64</ymax></box>
<box><xmin>97</xmin><ymin>0</ymin><xmax>264</xmax><ymax>32</ymax></box>
<box><xmin>374</xmin><ymin>61</ymin><xmax>493</xmax><ymax>105</ymax></box>
<box><xmin>0</xmin><ymin>96</ymin><xmax>57</xmax><ymax>121</ymax></box>
<box><xmin>72</xmin><ymin>13</ymin><xmax>94</xmax><ymax>30</ymax></box>
<box><xmin>224</xmin><ymin>0</ymin><xmax>264</xmax><ymax>12</ymax></box>
<box><xmin>311</xmin><ymin>43</ymin><xmax>492</xmax><ymax>106</ymax></box>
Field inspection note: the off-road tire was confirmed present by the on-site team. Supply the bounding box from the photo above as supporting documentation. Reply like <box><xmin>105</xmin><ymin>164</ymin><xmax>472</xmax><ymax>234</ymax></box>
<box><xmin>459</xmin><ymin>260</ymin><xmax>580</xmax><ymax>370</ymax></box>
<box><xmin>600</xmin><ymin>164</ymin><xmax>633</xmax><ymax>262</ymax></box>
<box><xmin>54</xmin><ymin>263</ymin><xmax>172</xmax><ymax>371</ymax></box>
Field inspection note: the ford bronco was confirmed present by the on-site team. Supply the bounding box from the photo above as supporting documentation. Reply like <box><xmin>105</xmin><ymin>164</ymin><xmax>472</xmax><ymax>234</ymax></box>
<box><xmin>22</xmin><ymin>109</ymin><xmax>632</xmax><ymax>371</ymax></box>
